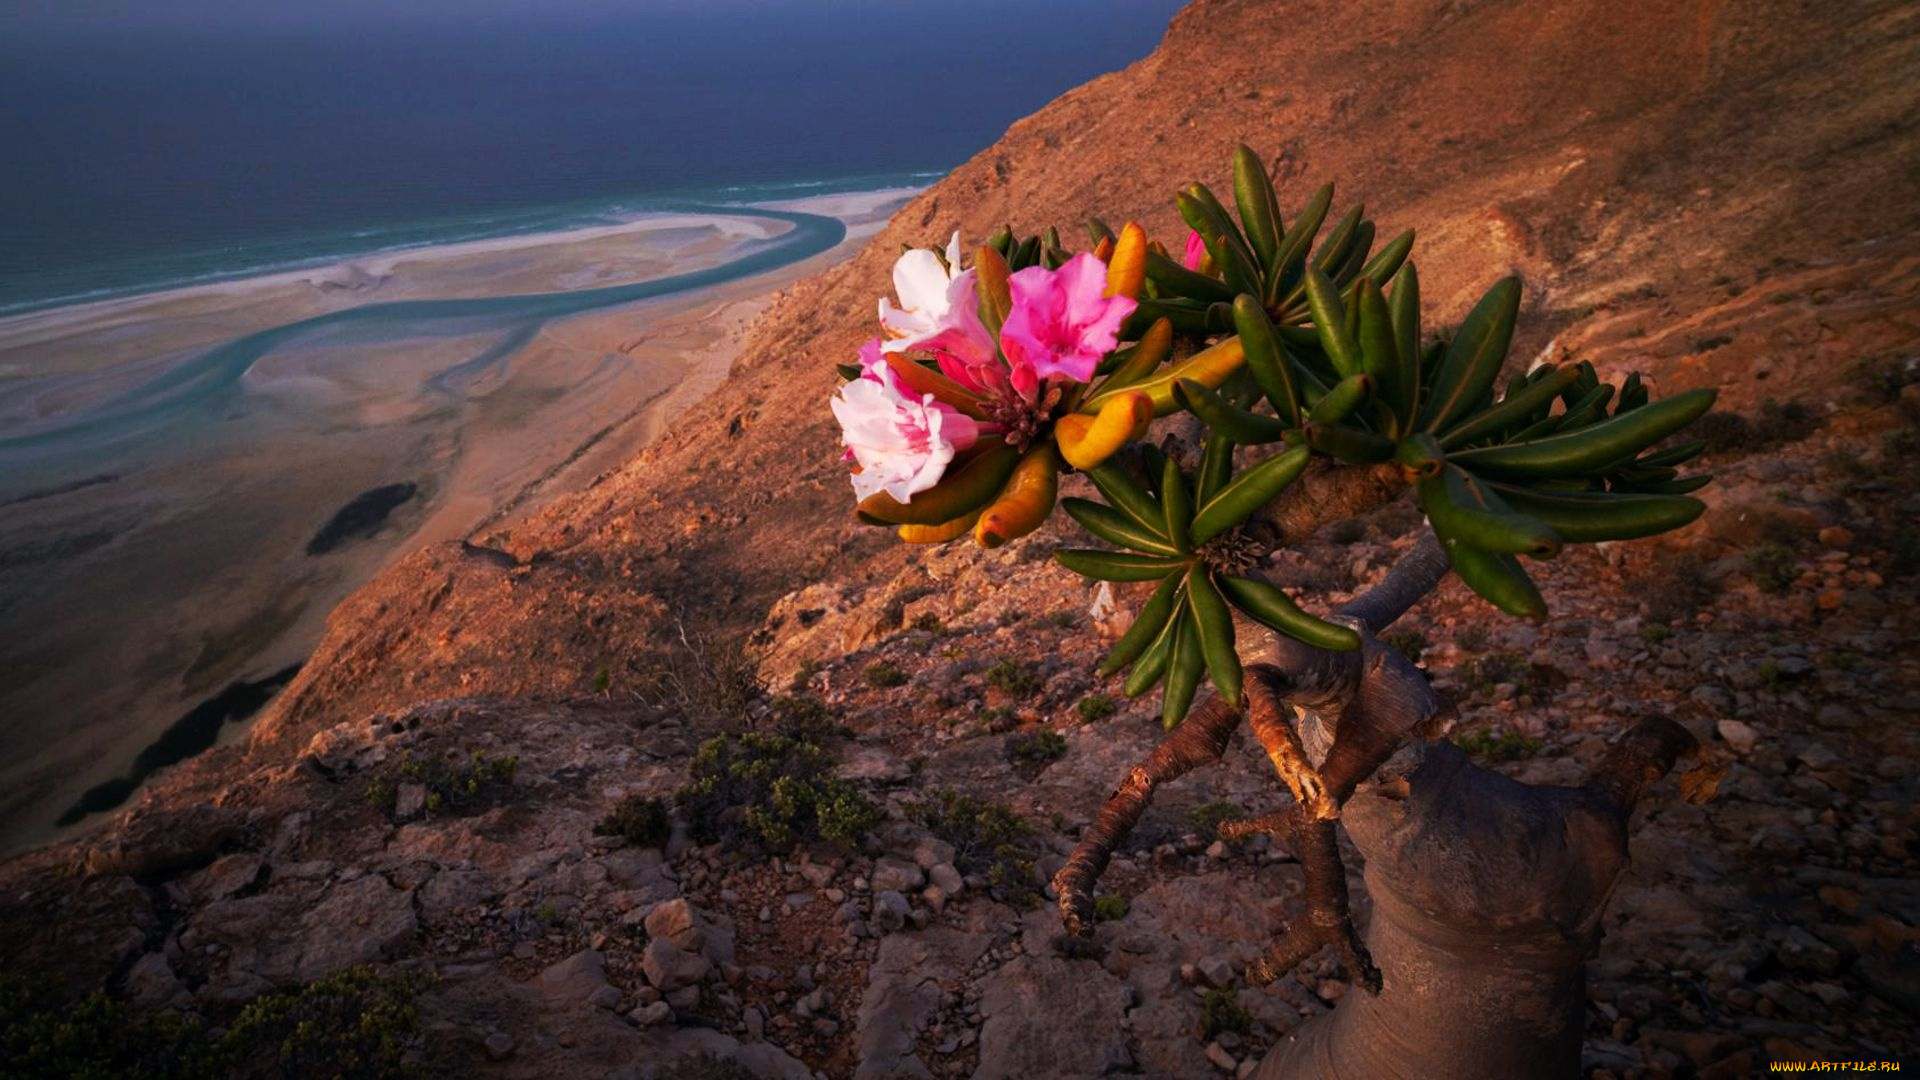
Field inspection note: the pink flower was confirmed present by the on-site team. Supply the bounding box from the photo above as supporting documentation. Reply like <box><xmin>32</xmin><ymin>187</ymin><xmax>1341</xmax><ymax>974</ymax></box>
<box><xmin>878</xmin><ymin>232</ymin><xmax>997</xmax><ymax>370</ymax></box>
<box><xmin>999</xmin><ymin>253</ymin><xmax>1137</xmax><ymax>383</ymax></box>
<box><xmin>1182</xmin><ymin>230</ymin><xmax>1208</xmax><ymax>271</ymax></box>
<box><xmin>855</xmin><ymin>337</ymin><xmax>897</xmax><ymax>389</ymax></box>
<box><xmin>831</xmin><ymin>376</ymin><xmax>981</xmax><ymax>503</ymax></box>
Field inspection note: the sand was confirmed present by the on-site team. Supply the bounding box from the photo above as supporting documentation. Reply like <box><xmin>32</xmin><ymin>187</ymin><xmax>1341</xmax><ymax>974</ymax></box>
<box><xmin>0</xmin><ymin>187</ymin><xmax>913</xmax><ymax>851</ymax></box>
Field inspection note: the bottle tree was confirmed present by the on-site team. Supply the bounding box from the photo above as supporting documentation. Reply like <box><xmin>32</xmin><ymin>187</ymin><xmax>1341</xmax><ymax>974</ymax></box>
<box><xmin>831</xmin><ymin>146</ymin><xmax>1716</xmax><ymax>1079</ymax></box>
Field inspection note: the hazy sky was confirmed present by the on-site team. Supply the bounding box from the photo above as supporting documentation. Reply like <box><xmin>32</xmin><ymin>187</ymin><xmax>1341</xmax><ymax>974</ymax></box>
<box><xmin>10</xmin><ymin>1</ymin><xmax>1185</xmax><ymax>37</ymax></box>
<box><xmin>1</xmin><ymin>0</ymin><xmax>1187</xmax><ymax>306</ymax></box>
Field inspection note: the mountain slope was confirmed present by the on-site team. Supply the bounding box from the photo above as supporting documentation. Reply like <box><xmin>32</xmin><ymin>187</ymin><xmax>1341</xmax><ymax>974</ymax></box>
<box><xmin>246</xmin><ymin>0</ymin><xmax>1920</xmax><ymax>759</ymax></box>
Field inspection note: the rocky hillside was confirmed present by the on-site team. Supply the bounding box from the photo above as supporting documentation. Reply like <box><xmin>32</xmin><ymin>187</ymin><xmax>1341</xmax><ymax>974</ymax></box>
<box><xmin>4</xmin><ymin>0</ymin><xmax>1919</xmax><ymax>1077</ymax></box>
<box><xmin>242</xmin><ymin>0</ymin><xmax>1920</xmax><ymax>758</ymax></box>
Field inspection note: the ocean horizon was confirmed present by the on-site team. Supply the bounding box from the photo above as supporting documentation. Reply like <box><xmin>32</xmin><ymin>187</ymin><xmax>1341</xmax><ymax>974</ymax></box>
<box><xmin>0</xmin><ymin>172</ymin><xmax>940</xmax><ymax>318</ymax></box>
<box><xmin>0</xmin><ymin>0</ymin><xmax>1187</xmax><ymax>316</ymax></box>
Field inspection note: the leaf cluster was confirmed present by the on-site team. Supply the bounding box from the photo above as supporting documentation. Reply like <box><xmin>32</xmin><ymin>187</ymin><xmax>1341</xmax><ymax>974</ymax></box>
<box><xmin>1054</xmin><ymin>146</ymin><xmax>1716</xmax><ymax>727</ymax></box>
<box><xmin>0</xmin><ymin>966</ymin><xmax>429</xmax><ymax>1080</ymax></box>
<box><xmin>907</xmin><ymin>788</ymin><xmax>1042</xmax><ymax>908</ymax></box>
<box><xmin>364</xmin><ymin>749</ymin><xmax>518</xmax><ymax>819</ymax></box>
<box><xmin>677</xmin><ymin>731</ymin><xmax>879</xmax><ymax>851</ymax></box>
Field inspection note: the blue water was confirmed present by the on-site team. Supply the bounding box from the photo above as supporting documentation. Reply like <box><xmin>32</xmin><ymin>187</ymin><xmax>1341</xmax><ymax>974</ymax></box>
<box><xmin>0</xmin><ymin>203</ymin><xmax>847</xmax><ymax>466</ymax></box>
<box><xmin>0</xmin><ymin>0</ymin><xmax>1186</xmax><ymax>315</ymax></box>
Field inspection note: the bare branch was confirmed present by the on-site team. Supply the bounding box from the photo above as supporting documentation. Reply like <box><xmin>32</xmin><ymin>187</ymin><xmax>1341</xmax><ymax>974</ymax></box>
<box><xmin>1053</xmin><ymin>695</ymin><xmax>1241</xmax><ymax>936</ymax></box>
<box><xmin>1338</xmin><ymin>531</ymin><xmax>1449</xmax><ymax>634</ymax></box>
<box><xmin>1245</xmin><ymin>666</ymin><xmax>1335</xmax><ymax>819</ymax></box>
<box><xmin>1248</xmin><ymin>816</ymin><xmax>1381</xmax><ymax>994</ymax></box>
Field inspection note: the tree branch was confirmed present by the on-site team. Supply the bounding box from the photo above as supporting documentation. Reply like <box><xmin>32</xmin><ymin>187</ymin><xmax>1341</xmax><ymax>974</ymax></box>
<box><xmin>1247</xmin><ymin>460</ymin><xmax>1407</xmax><ymax>546</ymax></box>
<box><xmin>1053</xmin><ymin>695</ymin><xmax>1241</xmax><ymax>937</ymax></box>
<box><xmin>1337</xmin><ymin>531</ymin><xmax>1448</xmax><ymax>635</ymax></box>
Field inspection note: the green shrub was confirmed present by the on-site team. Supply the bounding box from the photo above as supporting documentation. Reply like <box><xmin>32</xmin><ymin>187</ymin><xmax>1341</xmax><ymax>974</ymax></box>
<box><xmin>594</xmin><ymin>794</ymin><xmax>671</xmax><ymax>848</ymax></box>
<box><xmin>219</xmin><ymin>967</ymin><xmax>432</xmax><ymax>1080</ymax></box>
<box><xmin>677</xmin><ymin>731</ymin><xmax>879</xmax><ymax>851</ymax></box>
<box><xmin>767</xmin><ymin>694</ymin><xmax>847</xmax><ymax>742</ymax></box>
<box><xmin>1453</xmin><ymin>625</ymin><xmax>1491</xmax><ymax>653</ymax></box>
<box><xmin>1453</xmin><ymin>727</ymin><xmax>1544</xmax><ymax>763</ymax></box>
<box><xmin>1461</xmin><ymin>649</ymin><xmax>1534</xmax><ymax>697</ymax></box>
<box><xmin>1008</xmin><ymin>729</ymin><xmax>1068</xmax><ymax>763</ymax></box>
<box><xmin>1382</xmin><ymin>630</ymin><xmax>1427</xmax><ymax>665</ymax></box>
<box><xmin>1075</xmin><ymin>694</ymin><xmax>1118</xmax><ymax>722</ymax></box>
<box><xmin>0</xmin><ymin>967</ymin><xmax>430</xmax><ymax>1080</ymax></box>
<box><xmin>1190</xmin><ymin>799</ymin><xmax>1244</xmax><ymax>840</ymax></box>
<box><xmin>864</xmin><ymin>661</ymin><xmax>910</xmax><ymax>688</ymax></box>
<box><xmin>909</xmin><ymin>789</ymin><xmax>1040</xmax><ymax>907</ymax></box>
<box><xmin>364</xmin><ymin>750</ymin><xmax>518</xmax><ymax>819</ymax></box>
<box><xmin>986</xmin><ymin>658</ymin><xmax>1044</xmax><ymax>697</ymax></box>
<box><xmin>1744</xmin><ymin>542</ymin><xmax>1800</xmax><ymax>594</ymax></box>
<box><xmin>1198</xmin><ymin>988</ymin><xmax>1251</xmax><ymax>1040</ymax></box>
<box><xmin>1093</xmin><ymin>894</ymin><xmax>1129</xmax><ymax>921</ymax></box>
<box><xmin>0</xmin><ymin>975</ymin><xmax>218</xmax><ymax>1079</ymax></box>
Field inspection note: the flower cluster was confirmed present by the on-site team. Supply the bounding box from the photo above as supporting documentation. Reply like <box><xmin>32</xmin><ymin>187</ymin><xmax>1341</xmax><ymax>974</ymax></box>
<box><xmin>831</xmin><ymin>230</ymin><xmax>1144</xmax><ymax>546</ymax></box>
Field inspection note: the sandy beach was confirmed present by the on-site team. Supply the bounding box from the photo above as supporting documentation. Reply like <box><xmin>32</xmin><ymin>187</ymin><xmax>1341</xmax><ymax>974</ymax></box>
<box><xmin>0</xmin><ymin>187</ymin><xmax>912</xmax><ymax>851</ymax></box>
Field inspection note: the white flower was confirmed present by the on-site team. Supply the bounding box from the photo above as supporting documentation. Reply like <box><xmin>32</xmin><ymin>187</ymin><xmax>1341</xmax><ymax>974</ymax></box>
<box><xmin>877</xmin><ymin>232</ymin><xmax>997</xmax><ymax>367</ymax></box>
<box><xmin>830</xmin><ymin>375</ymin><xmax>980</xmax><ymax>503</ymax></box>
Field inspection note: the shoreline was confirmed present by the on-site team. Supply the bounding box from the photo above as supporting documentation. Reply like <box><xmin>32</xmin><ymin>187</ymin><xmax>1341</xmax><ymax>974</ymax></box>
<box><xmin>0</xmin><ymin>184</ymin><xmax>915</xmax><ymax>852</ymax></box>
<box><xmin>0</xmin><ymin>173</ymin><xmax>944</xmax><ymax>321</ymax></box>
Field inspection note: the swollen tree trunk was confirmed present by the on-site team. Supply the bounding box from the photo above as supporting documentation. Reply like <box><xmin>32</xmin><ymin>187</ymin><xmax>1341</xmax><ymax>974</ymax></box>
<box><xmin>1255</xmin><ymin>721</ymin><xmax>1695</xmax><ymax>1079</ymax></box>
<box><xmin>1051</xmin><ymin>518</ymin><xmax>1700</xmax><ymax>1079</ymax></box>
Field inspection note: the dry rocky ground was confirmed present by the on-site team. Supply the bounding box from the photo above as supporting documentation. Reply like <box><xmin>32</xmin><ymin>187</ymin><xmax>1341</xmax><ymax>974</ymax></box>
<box><xmin>3</xmin><ymin>352</ymin><xmax>1914</xmax><ymax>1078</ymax></box>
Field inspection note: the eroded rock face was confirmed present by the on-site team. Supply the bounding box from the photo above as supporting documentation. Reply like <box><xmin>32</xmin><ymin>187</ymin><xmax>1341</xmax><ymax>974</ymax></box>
<box><xmin>976</xmin><ymin>956</ymin><xmax>1135</xmax><ymax>1078</ymax></box>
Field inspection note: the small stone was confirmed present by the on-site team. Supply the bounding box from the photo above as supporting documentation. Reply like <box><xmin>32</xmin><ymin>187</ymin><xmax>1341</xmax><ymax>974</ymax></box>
<box><xmin>535</xmin><ymin>950</ymin><xmax>608</xmax><ymax>1003</ymax></box>
<box><xmin>870</xmin><ymin>890</ymin><xmax>911</xmax><ymax>935</ymax></box>
<box><xmin>1691</xmin><ymin>684</ymin><xmax>1733</xmax><ymax>712</ymax></box>
<box><xmin>195</xmin><ymin>853</ymin><xmax>266</xmax><ymax>902</ymax></box>
<box><xmin>1775</xmin><ymin>927</ymin><xmax>1843</xmax><ymax>976</ymax></box>
<box><xmin>1196</xmin><ymin>956</ymin><xmax>1235</xmax><ymax>988</ymax></box>
<box><xmin>667</xmin><ymin>985</ymin><xmax>701</xmax><ymax>1010</ymax></box>
<box><xmin>1808</xmin><ymin>981</ymin><xmax>1849</xmax><ymax>1005</ymax></box>
<box><xmin>910</xmin><ymin>836</ymin><xmax>957</xmax><ymax>869</ymax></box>
<box><xmin>644</xmin><ymin>898</ymin><xmax>703</xmax><ymax>951</ymax></box>
<box><xmin>642</xmin><ymin>938</ymin><xmax>712</xmax><ymax>991</ymax></box>
<box><xmin>1796</xmin><ymin>744</ymin><xmax>1841</xmax><ymax>772</ymax></box>
<box><xmin>394</xmin><ymin>782</ymin><xmax>428</xmax><ymax>819</ymax></box>
<box><xmin>1716</xmin><ymin>719</ymin><xmax>1759</xmax><ymax>755</ymax></box>
<box><xmin>589</xmin><ymin>984</ymin><xmax>622</xmax><ymax>1010</ymax></box>
<box><xmin>928</xmin><ymin>863</ymin><xmax>964</xmax><ymax>896</ymax></box>
<box><xmin>484</xmin><ymin>1032</ymin><xmax>516</xmax><ymax>1060</ymax></box>
<box><xmin>630</xmin><ymin>1001</ymin><xmax>672</xmax><ymax>1027</ymax></box>
<box><xmin>1816</xmin><ymin>525</ymin><xmax>1853</xmax><ymax>548</ymax></box>
<box><xmin>1206</xmin><ymin>1042</ymin><xmax>1238</xmax><ymax>1071</ymax></box>
<box><xmin>871</xmin><ymin>857</ymin><xmax>926</xmax><ymax>894</ymax></box>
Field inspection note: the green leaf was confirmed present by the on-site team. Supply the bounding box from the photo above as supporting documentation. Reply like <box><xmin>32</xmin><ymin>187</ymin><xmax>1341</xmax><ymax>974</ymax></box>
<box><xmin>1099</xmin><ymin>572</ymin><xmax>1185</xmax><ymax>675</ymax></box>
<box><xmin>1054</xmin><ymin>549</ymin><xmax>1188</xmax><ymax>582</ymax></box>
<box><xmin>1187</xmin><ymin>568</ymin><xmax>1244</xmax><ymax>705</ymax></box>
<box><xmin>1190</xmin><ymin>444</ymin><xmax>1311</xmax><ymax>545</ymax></box>
<box><xmin>1447</xmin><ymin>388</ymin><xmax>1718</xmax><ymax>479</ymax></box>
<box><xmin>1218</xmin><ymin>575</ymin><xmax>1360</xmax><ymax>651</ymax></box>
<box><xmin>1418</xmin><ymin>277</ymin><xmax>1522</xmax><ymax>433</ymax></box>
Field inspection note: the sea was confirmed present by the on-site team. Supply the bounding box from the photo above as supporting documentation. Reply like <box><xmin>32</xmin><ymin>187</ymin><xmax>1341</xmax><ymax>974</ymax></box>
<box><xmin>0</xmin><ymin>0</ymin><xmax>1188</xmax><ymax>316</ymax></box>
